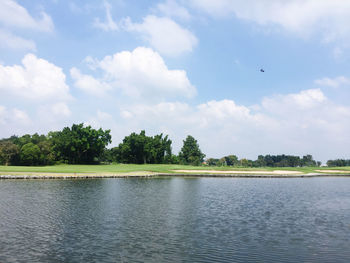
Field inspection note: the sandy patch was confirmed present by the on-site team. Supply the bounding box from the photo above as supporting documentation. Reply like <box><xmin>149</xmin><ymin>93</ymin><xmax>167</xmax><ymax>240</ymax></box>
<box><xmin>172</xmin><ymin>170</ymin><xmax>303</xmax><ymax>175</ymax></box>
<box><xmin>315</xmin><ymin>170</ymin><xmax>350</xmax><ymax>174</ymax></box>
<box><xmin>0</xmin><ymin>171</ymin><xmax>157</xmax><ymax>178</ymax></box>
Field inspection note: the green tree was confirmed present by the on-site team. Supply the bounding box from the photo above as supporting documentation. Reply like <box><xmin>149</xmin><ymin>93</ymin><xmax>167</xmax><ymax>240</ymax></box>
<box><xmin>240</xmin><ymin>158</ymin><xmax>249</xmax><ymax>167</ymax></box>
<box><xmin>20</xmin><ymin>143</ymin><xmax>41</xmax><ymax>166</ymax></box>
<box><xmin>178</xmin><ymin>135</ymin><xmax>205</xmax><ymax>166</ymax></box>
<box><xmin>206</xmin><ymin>158</ymin><xmax>219</xmax><ymax>166</ymax></box>
<box><xmin>117</xmin><ymin>130</ymin><xmax>172</xmax><ymax>164</ymax></box>
<box><xmin>0</xmin><ymin>141</ymin><xmax>20</xmax><ymax>165</ymax></box>
<box><xmin>38</xmin><ymin>140</ymin><xmax>55</xmax><ymax>165</ymax></box>
<box><xmin>301</xmin><ymin>154</ymin><xmax>316</xmax><ymax>167</ymax></box>
<box><xmin>49</xmin><ymin>123</ymin><xmax>111</xmax><ymax>164</ymax></box>
<box><xmin>224</xmin><ymin>155</ymin><xmax>239</xmax><ymax>166</ymax></box>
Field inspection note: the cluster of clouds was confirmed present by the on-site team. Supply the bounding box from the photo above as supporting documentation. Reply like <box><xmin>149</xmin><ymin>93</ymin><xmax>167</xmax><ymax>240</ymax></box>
<box><xmin>92</xmin><ymin>0</ymin><xmax>350</xmax><ymax>56</ymax></box>
<box><xmin>1</xmin><ymin>0</ymin><xmax>350</xmax><ymax>161</ymax></box>
<box><xmin>93</xmin><ymin>0</ymin><xmax>197</xmax><ymax>57</ymax></box>
<box><xmin>71</xmin><ymin>47</ymin><xmax>196</xmax><ymax>98</ymax></box>
<box><xmin>90</xmin><ymin>87</ymin><xmax>350</xmax><ymax>162</ymax></box>
<box><xmin>0</xmin><ymin>0</ymin><xmax>53</xmax><ymax>51</ymax></box>
<box><xmin>190</xmin><ymin>0</ymin><xmax>350</xmax><ymax>43</ymax></box>
<box><xmin>2</xmin><ymin>46</ymin><xmax>349</xmax><ymax>161</ymax></box>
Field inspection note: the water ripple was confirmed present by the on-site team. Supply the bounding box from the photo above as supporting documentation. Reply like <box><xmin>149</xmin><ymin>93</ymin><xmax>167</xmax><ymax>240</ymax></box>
<box><xmin>0</xmin><ymin>177</ymin><xmax>349</xmax><ymax>262</ymax></box>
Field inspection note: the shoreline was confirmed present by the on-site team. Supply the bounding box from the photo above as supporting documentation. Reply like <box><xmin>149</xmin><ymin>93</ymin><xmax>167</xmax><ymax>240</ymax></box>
<box><xmin>1</xmin><ymin>171</ymin><xmax>350</xmax><ymax>179</ymax></box>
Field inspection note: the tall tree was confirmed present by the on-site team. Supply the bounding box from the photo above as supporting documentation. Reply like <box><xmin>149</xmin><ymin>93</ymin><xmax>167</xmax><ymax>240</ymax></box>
<box><xmin>178</xmin><ymin>135</ymin><xmax>205</xmax><ymax>166</ymax></box>
<box><xmin>117</xmin><ymin>131</ymin><xmax>172</xmax><ymax>164</ymax></box>
<box><xmin>49</xmin><ymin>123</ymin><xmax>111</xmax><ymax>164</ymax></box>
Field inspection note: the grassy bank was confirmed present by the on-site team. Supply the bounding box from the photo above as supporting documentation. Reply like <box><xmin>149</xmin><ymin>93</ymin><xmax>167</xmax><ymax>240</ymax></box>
<box><xmin>0</xmin><ymin>164</ymin><xmax>349</xmax><ymax>175</ymax></box>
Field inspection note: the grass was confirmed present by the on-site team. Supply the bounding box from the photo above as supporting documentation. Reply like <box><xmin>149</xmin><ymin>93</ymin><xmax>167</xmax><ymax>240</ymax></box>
<box><xmin>0</xmin><ymin>164</ymin><xmax>349</xmax><ymax>175</ymax></box>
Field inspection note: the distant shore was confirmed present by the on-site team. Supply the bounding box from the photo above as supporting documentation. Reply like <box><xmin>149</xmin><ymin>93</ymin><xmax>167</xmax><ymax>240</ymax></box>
<box><xmin>0</xmin><ymin>169</ymin><xmax>349</xmax><ymax>179</ymax></box>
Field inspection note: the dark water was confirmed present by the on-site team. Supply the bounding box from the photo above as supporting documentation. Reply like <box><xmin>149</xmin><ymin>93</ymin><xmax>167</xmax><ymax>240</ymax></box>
<box><xmin>0</xmin><ymin>177</ymin><xmax>349</xmax><ymax>263</ymax></box>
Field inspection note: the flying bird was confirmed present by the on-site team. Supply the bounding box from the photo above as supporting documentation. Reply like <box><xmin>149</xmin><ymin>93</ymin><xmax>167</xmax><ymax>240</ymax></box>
<box><xmin>260</xmin><ymin>68</ymin><xmax>265</xmax><ymax>72</ymax></box>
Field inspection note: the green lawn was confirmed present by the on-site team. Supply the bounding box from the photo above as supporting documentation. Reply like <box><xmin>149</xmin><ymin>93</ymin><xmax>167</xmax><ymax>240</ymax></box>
<box><xmin>0</xmin><ymin>164</ymin><xmax>349</xmax><ymax>174</ymax></box>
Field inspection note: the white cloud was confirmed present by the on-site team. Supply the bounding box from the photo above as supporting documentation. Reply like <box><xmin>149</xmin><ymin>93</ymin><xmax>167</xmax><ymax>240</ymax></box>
<box><xmin>315</xmin><ymin>76</ymin><xmax>350</xmax><ymax>88</ymax></box>
<box><xmin>51</xmin><ymin>103</ymin><xmax>71</xmax><ymax>117</ymax></box>
<box><xmin>262</xmin><ymin>88</ymin><xmax>327</xmax><ymax>111</ymax></box>
<box><xmin>0</xmin><ymin>105</ymin><xmax>8</xmax><ymax>125</ymax></box>
<box><xmin>70</xmin><ymin>67</ymin><xmax>111</xmax><ymax>96</ymax></box>
<box><xmin>116</xmin><ymin>88</ymin><xmax>350</xmax><ymax>162</ymax></box>
<box><xmin>12</xmin><ymin>108</ymin><xmax>31</xmax><ymax>124</ymax></box>
<box><xmin>156</xmin><ymin>0</ymin><xmax>191</xmax><ymax>21</ymax></box>
<box><xmin>0</xmin><ymin>0</ymin><xmax>54</xmax><ymax>32</ymax></box>
<box><xmin>93</xmin><ymin>0</ymin><xmax>118</xmax><ymax>32</ymax></box>
<box><xmin>36</xmin><ymin>102</ymin><xmax>71</xmax><ymax>125</ymax></box>
<box><xmin>73</xmin><ymin>47</ymin><xmax>196</xmax><ymax>99</ymax></box>
<box><xmin>123</xmin><ymin>15</ymin><xmax>197</xmax><ymax>56</ymax></box>
<box><xmin>0</xmin><ymin>53</ymin><xmax>71</xmax><ymax>100</ymax></box>
<box><xmin>0</xmin><ymin>106</ymin><xmax>31</xmax><ymax>129</ymax></box>
<box><xmin>0</xmin><ymin>29</ymin><xmax>36</xmax><ymax>51</ymax></box>
<box><xmin>190</xmin><ymin>0</ymin><xmax>350</xmax><ymax>44</ymax></box>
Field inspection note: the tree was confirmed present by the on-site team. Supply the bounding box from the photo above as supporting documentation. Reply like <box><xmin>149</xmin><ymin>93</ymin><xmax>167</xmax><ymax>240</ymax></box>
<box><xmin>301</xmin><ymin>155</ymin><xmax>316</xmax><ymax>167</ymax></box>
<box><xmin>117</xmin><ymin>130</ymin><xmax>172</xmax><ymax>164</ymax></box>
<box><xmin>49</xmin><ymin>123</ymin><xmax>111</xmax><ymax>164</ymax></box>
<box><xmin>206</xmin><ymin>158</ymin><xmax>219</xmax><ymax>166</ymax></box>
<box><xmin>20</xmin><ymin>143</ymin><xmax>41</xmax><ymax>166</ymax></box>
<box><xmin>0</xmin><ymin>141</ymin><xmax>20</xmax><ymax>165</ymax></box>
<box><xmin>178</xmin><ymin>135</ymin><xmax>205</xmax><ymax>166</ymax></box>
<box><xmin>224</xmin><ymin>155</ymin><xmax>239</xmax><ymax>166</ymax></box>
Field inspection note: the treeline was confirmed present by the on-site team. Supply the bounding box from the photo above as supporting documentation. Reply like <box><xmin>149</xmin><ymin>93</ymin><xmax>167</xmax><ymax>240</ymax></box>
<box><xmin>0</xmin><ymin>124</ymin><xmax>205</xmax><ymax>166</ymax></box>
<box><xmin>0</xmin><ymin>123</ymin><xmax>348</xmax><ymax>167</ymax></box>
<box><xmin>327</xmin><ymin>159</ymin><xmax>350</xmax><ymax>167</ymax></box>
<box><xmin>206</xmin><ymin>154</ymin><xmax>321</xmax><ymax>167</ymax></box>
<box><xmin>103</xmin><ymin>132</ymin><xmax>205</xmax><ymax>166</ymax></box>
<box><xmin>0</xmin><ymin>124</ymin><xmax>111</xmax><ymax>166</ymax></box>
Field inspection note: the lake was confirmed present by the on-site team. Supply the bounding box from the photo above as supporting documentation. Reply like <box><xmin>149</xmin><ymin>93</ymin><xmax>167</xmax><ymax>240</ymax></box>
<box><xmin>0</xmin><ymin>177</ymin><xmax>349</xmax><ymax>262</ymax></box>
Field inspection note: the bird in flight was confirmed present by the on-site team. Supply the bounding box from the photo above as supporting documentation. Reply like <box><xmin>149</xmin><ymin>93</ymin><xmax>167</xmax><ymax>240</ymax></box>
<box><xmin>260</xmin><ymin>68</ymin><xmax>265</xmax><ymax>72</ymax></box>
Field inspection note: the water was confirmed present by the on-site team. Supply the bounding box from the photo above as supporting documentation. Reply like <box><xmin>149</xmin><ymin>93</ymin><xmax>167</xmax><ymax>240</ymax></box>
<box><xmin>0</xmin><ymin>177</ymin><xmax>349</xmax><ymax>263</ymax></box>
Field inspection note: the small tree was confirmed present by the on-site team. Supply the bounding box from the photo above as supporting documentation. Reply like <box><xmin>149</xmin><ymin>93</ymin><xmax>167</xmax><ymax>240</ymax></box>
<box><xmin>178</xmin><ymin>135</ymin><xmax>205</xmax><ymax>166</ymax></box>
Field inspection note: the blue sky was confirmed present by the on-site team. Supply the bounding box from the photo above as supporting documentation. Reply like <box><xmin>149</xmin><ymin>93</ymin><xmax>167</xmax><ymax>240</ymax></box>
<box><xmin>1</xmin><ymin>0</ymin><xmax>350</xmax><ymax>162</ymax></box>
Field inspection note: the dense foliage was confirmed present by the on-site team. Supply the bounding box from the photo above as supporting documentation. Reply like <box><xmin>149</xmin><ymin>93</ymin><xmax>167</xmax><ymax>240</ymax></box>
<box><xmin>327</xmin><ymin>159</ymin><xmax>350</xmax><ymax>167</ymax></box>
<box><xmin>0</xmin><ymin>124</ymin><xmax>111</xmax><ymax>166</ymax></box>
<box><xmin>0</xmin><ymin>134</ymin><xmax>54</xmax><ymax>166</ymax></box>
<box><xmin>178</xmin><ymin>135</ymin><xmax>205</xmax><ymax>165</ymax></box>
<box><xmin>0</xmin><ymin>124</ymin><xmax>348</xmax><ymax>167</ymax></box>
<box><xmin>105</xmin><ymin>130</ymin><xmax>173</xmax><ymax>164</ymax></box>
<box><xmin>49</xmin><ymin>123</ymin><xmax>111</xmax><ymax>164</ymax></box>
<box><xmin>205</xmin><ymin>154</ymin><xmax>321</xmax><ymax>167</ymax></box>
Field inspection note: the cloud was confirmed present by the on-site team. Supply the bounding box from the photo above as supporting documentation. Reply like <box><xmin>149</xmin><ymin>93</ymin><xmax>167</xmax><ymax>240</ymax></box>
<box><xmin>0</xmin><ymin>53</ymin><xmax>71</xmax><ymax>100</ymax></box>
<box><xmin>123</xmin><ymin>15</ymin><xmax>198</xmax><ymax>56</ymax></box>
<box><xmin>0</xmin><ymin>0</ymin><xmax>53</xmax><ymax>32</ymax></box>
<box><xmin>0</xmin><ymin>29</ymin><xmax>36</xmax><ymax>51</ymax></box>
<box><xmin>262</xmin><ymin>88</ymin><xmax>327</xmax><ymax>111</ymax></box>
<box><xmin>156</xmin><ymin>0</ymin><xmax>191</xmax><ymax>21</ymax></box>
<box><xmin>37</xmin><ymin>102</ymin><xmax>71</xmax><ymax>123</ymax></box>
<box><xmin>93</xmin><ymin>0</ymin><xmax>118</xmax><ymax>31</ymax></box>
<box><xmin>70</xmin><ymin>67</ymin><xmax>111</xmax><ymax>96</ymax></box>
<box><xmin>116</xmin><ymin>88</ymin><xmax>350</xmax><ymax>162</ymax></box>
<box><xmin>190</xmin><ymin>0</ymin><xmax>350</xmax><ymax>44</ymax></box>
<box><xmin>12</xmin><ymin>108</ymin><xmax>31</xmax><ymax>124</ymax></box>
<box><xmin>0</xmin><ymin>106</ymin><xmax>31</xmax><ymax>131</ymax></box>
<box><xmin>0</xmin><ymin>103</ymin><xmax>72</xmax><ymax>138</ymax></box>
<box><xmin>72</xmin><ymin>47</ymin><xmax>196</xmax><ymax>99</ymax></box>
<box><xmin>51</xmin><ymin>103</ymin><xmax>71</xmax><ymax>117</ymax></box>
<box><xmin>315</xmin><ymin>76</ymin><xmax>350</xmax><ymax>88</ymax></box>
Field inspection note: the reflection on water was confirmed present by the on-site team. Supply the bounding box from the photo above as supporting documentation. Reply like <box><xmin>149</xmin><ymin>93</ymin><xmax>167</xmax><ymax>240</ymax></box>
<box><xmin>0</xmin><ymin>177</ymin><xmax>349</xmax><ymax>262</ymax></box>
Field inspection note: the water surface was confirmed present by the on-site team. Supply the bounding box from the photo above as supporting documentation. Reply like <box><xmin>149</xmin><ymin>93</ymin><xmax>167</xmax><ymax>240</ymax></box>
<box><xmin>0</xmin><ymin>177</ymin><xmax>349</xmax><ymax>262</ymax></box>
